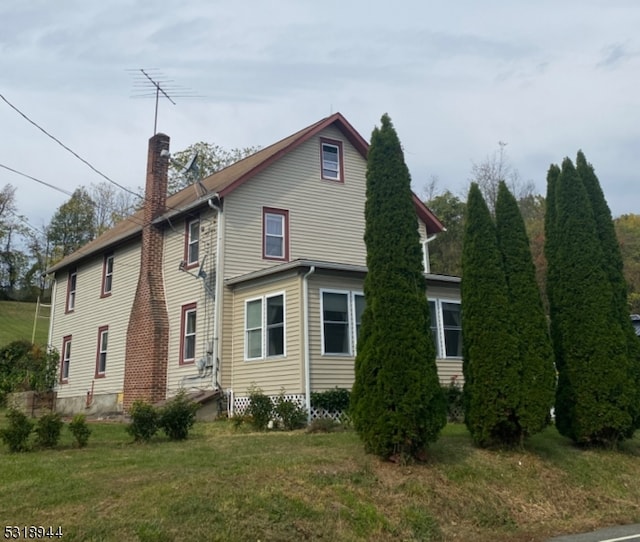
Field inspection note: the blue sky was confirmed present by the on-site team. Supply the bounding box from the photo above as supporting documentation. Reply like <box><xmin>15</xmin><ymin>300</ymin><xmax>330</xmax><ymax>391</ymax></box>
<box><xmin>1</xmin><ymin>0</ymin><xmax>639</xmax><ymax>227</ymax></box>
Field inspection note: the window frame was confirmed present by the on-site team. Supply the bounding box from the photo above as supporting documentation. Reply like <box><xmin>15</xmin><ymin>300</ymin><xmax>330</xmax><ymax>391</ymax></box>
<box><xmin>95</xmin><ymin>325</ymin><xmax>109</xmax><ymax>378</ymax></box>
<box><xmin>320</xmin><ymin>289</ymin><xmax>364</xmax><ymax>356</ymax></box>
<box><xmin>262</xmin><ymin>207</ymin><xmax>289</xmax><ymax>261</ymax></box>
<box><xmin>320</xmin><ymin>138</ymin><xmax>344</xmax><ymax>182</ymax></box>
<box><xmin>244</xmin><ymin>292</ymin><xmax>287</xmax><ymax>361</ymax></box>
<box><xmin>184</xmin><ymin>216</ymin><xmax>200</xmax><ymax>270</ymax></box>
<box><xmin>60</xmin><ymin>335</ymin><xmax>72</xmax><ymax>384</ymax></box>
<box><xmin>101</xmin><ymin>253</ymin><xmax>114</xmax><ymax>298</ymax></box>
<box><xmin>429</xmin><ymin>298</ymin><xmax>462</xmax><ymax>359</ymax></box>
<box><xmin>66</xmin><ymin>268</ymin><xmax>77</xmax><ymax>313</ymax></box>
<box><xmin>179</xmin><ymin>302</ymin><xmax>198</xmax><ymax>365</ymax></box>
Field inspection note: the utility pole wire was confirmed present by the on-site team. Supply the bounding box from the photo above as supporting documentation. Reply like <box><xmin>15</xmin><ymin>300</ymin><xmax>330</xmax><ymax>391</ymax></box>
<box><xmin>0</xmin><ymin>92</ymin><xmax>143</xmax><ymax>200</ymax></box>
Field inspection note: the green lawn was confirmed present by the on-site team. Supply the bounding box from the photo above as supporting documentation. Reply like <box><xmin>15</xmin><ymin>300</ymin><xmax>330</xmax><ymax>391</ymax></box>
<box><xmin>1</xmin><ymin>419</ymin><xmax>639</xmax><ymax>541</ymax></box>
<box><xmin>0</xmin><ymin>300</ymin><xmax>50</xmax><ymax>347</ymax></box>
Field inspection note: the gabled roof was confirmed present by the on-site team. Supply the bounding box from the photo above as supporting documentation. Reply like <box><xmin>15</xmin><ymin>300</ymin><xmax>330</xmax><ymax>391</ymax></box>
<box><xmin>47</xmin><ymin>112</ymin><xmax>443</xmax><ymax>273</ymax></box>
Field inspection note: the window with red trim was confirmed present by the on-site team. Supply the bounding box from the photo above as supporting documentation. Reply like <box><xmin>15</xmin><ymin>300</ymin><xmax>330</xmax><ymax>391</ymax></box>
<box><xmin>101</xmin><ymin>254</ymin><xmax>114</xmax><ymax>297</ymax></box>
<box><xmin>60</xmin><ymin>335</ymin><xmax>72</xmax><ymax>383</ymax></box>
<box><xmin>95</xmin><ymin>326</ymin><xmax>108</xmax><ymax>377</ymax></box>
<box><xmin>262</xmin><ymin>208</ymin><xmax>289</xmax><ymax>261</ymax></box>
<box><xmin>320</xmin><ymin>138</ymin><xmax>344</xmax><ymax>182</ymax></box>
<box><xmin>66</xmin><ymin>269</ymin><xmax>77</xmax><ymax>313</ymax></box>
<box><xmin>184</xmin><ymin>217</ymin><xmax>200</xmax><ymax>269</ymax></box>
<box><xmin>180</xmin><ymin>303</ymin><xmax>197</xmax><ymax>365</ymax></box>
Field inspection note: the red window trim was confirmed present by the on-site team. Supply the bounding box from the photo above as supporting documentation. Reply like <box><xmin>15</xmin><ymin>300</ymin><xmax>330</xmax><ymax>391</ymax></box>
<box><xmin>101</xmin><ymin>253</ymin><xmax>114</xmax><ymax>298</ymax></box>
<box><xmin>60</xmin><ymin>335</ymin><xmax>72</xmax><ymax>384</ymax></box>
<box><xmin>179</xmin><ymin>302</ymin><xmax>197</xmax><ymax>365</ymax></box>
<box><xmin>262</xmin><ymin>207</ymin><xmax>290</xmax><ymax>261</ymax></box>
<box><xmin>183</xmin><ymin>216</ymin><xmax>200</xmax><ymax>270</ymax></box>
<box><xmin>95</xmin><ymin>325</ymin><xmax>109</xmax><ymax>378</ymax></box>
<box><xmin>320</xmin><ymin>137</ymin><xmax>344</xmax><ymax>183</ymax></box>
<box><xmin>65</xmin><ymin>268</ymin><xmax>77</xmax><ymax>314</ymax></box>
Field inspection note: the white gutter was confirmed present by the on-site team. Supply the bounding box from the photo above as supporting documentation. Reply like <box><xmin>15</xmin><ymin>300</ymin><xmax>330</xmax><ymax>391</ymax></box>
<box><xmin>207</xmin><ymin>195</ymin><xmax>224</xmax><ymax>391</ymax></box>
<box><xmin>302</xmin><ymin>265</ymin><xmax>316</xmax><ymax>421</ymax></box>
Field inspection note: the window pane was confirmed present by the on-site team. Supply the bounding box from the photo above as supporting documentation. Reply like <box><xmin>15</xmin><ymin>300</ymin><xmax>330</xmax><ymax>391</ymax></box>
<box><xmin>189</xmin><ymin>221</ymin><xmax>200</xmax><ymax>242</ymax></box>
<box><xmin>186</xmin><ymin>310</ymin><xmax>197</xmax><ymax>334</ymax></box>
<box><xmin>428</xmin><ymin>300</ymin><xmax>440</xmax><ymax>357</ymax></box>
<box><xmin>101</xmin><ymin>331</ymin><xmax>108</xmax><ymax>351</ymax></box>
<box><xmin>104</xmin><ymin>274</ymin><xmax>112</xmax><ymax>293</ymax></box>
<box><xmin>442</xmin><ymin>302</ymin><xmax>462</xmax><ymax>358</ymax></box>
<box><xmin>246</xmin><ymin>300</ymin><xmax>262</xmax><ymax>329</ymax></box>
<box><xmin>266</xmin><ymin>295</ymin><xmax>283</xmax><ymax>325</ymax></box>
<box><xmin>265</xmin><ymin>235</ymin><xmax>283</xmax><ymax>257</ymax></box>
<box><xmin>268</xmin><ymin>326</ymin><xmax>284</xmax><ymax>356</ymax></box>
<box><xmin>323</xmin><ymin>292</ymin><xmax>348</xmax><ymax>322</ymax></box>
<box><xmin>185</xmin><ymin>336</ymin><xmax>196</xmax><ymax>360</ymax></box>
<box><xmin>354</xmin><ymin>294</ymin><xmax>365</xmax><ymax>343</ymax></box>
<box><xmin>247</xmin><ymin>329</ymin><xmax>262</xmax><ymax>358</ymax></box>
<box><xmin>324</xmin><ymin>323</ymin><xmax>349</xmax><ymax>354</ymax></box>
<box><xmin>266</xmin><ymin>214</ymin><xmax>283</xmax><ymax>235</ymax></box>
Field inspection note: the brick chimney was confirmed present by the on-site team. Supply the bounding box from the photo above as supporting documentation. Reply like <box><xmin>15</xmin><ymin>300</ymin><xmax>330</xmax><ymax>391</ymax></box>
<box><xmin>123</xmin><ymin>133</ymin><xmax>171</xmax><ymax>411</ymax></box>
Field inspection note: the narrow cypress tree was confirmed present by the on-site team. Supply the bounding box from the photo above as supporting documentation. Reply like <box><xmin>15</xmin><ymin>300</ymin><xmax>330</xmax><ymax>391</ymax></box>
<box><xmin>546</xmin><ymin>157</ymin><xmax>634</xmax><ymax>445</ymax></box>
<box><xmin>461</xmin><ymin>183</ymin><xmax>521</xmax><ymax>447</ymax></box>
<box><xmin>576</xmin><ymin>151</ymin><xmax>640</xmax><ymax>430</ymax></box>
<box><xmin>495</xmin><ymin>181</ymin><xmax>556</xmax><ymax>440</ymax></box>
<box><xmin>351</xmin><ymin>114</ymin><xmax>446</xmax><ymax>461</ymax></box>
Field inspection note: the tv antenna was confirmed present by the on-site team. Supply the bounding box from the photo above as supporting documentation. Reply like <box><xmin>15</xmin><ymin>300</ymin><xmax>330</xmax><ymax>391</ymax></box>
<box><xmin>128</xmin><ymin>68</ymin><xmax>203</xmax><ymax>134</ymax></box>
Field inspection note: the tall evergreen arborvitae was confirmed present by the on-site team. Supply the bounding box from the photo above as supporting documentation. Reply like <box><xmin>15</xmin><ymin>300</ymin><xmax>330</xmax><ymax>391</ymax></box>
<box><xmin>350</xmin><ymin>114</ymin><xmax>446</xmax><ymax>461</ymax></box>
<box><xmin>576</xmin><ymin>151</ymin><xmax>640</xmax><ymax>429</ymax></box>
<box><xmin>495</xmin><ymin>181</ymin><xmax>556</xmax><ymax>440</ymax></box>
<box><xmin>546</xmin><ymin>157</ymin><xmax>635</xmax><ymax>445</ymax></box>
<box><xmin>461</xmin><ymin>183</ymin><xmax>521</xmax><ymax>447</ymax></box>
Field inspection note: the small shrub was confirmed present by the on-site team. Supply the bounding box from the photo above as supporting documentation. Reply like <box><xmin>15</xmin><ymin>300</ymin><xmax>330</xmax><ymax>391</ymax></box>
<box><xmin>274</xmin><ymin>392</ymin><xmax>307</xmax><ymax>430</ymax></box>
<box><xmin>246</xmin><ymin>386</ymin><xmax>273</xmax><ymax>431</ymax></box>
<box><xmin>311</xmin><ymin>387</ymin><xmax>351</xmax><ymax>414</ymax></box>
<box><xmin>34</xmin><ymin>412</ymin><xmax>63</xmax><ymax>448</ymax></box>
<box><xmin>0</xmin><ymin>408</ymin><xmax>33</xmax><ymax>452</ymax></box>
<box><xmin>127</xmin><ymin>400</ymin><xmax>159</xmax><ymax>442</ymax></box>
<box><xmin>307</xmin><ymin>417</ymin><xmax>344</xmax><ymax>433</ymax></box>
<box><xmin>68</xmin><ymin>414</ymin><xmax>91</xmax><ymax>448</ymax></box>
<box><xmin>159</xmin><ymin>390</ymin><xmax>199</xmax><ymax>441</ymax></box>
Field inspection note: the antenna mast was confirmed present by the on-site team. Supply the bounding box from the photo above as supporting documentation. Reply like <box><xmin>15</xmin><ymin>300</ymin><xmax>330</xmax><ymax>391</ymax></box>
<box><xmin>129</xmin><ymin>68</ymin><xmax>202</xmax><ymax>134</ymax></box>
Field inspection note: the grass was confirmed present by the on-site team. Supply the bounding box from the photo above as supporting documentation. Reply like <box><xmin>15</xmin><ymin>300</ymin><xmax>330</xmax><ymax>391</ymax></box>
<box><xmin>1</xmin><ymin>418</ymin><xmax>640</xmax><ymax>541</ymax></box>
<box><xmin>0</xmin><ymin>300</ymin><xmax>50</xmax><ymax>347</ymax></box>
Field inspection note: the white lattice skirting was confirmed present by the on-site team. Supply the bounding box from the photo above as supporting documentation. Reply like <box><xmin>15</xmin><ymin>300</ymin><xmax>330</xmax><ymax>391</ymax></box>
<box><xmin>232</xmin><ymin>393</ymin><xmax>346</xmax><ymax>421</ymax></box>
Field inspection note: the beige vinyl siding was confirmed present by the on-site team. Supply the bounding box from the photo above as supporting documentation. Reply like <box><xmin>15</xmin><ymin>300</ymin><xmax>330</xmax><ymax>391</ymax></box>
<box><xmin>223</xmin><ymin>126</ymin><xmax>368</xmax><ymax>279</ymax></box>
<box><xmin>308</xmin><ymin>274</ymin><xmax>364</xmax><ymax>392</ymax></box>
<box><xmin>229</xmin><ymin>273</ymin><xmax>302</xmax><ymax>397</ymax></box>
<box><xmin>51</xmin><ymin>241</ymin><xmax>140</xmax><ymax>400</ymax></box>
<box><xmin>163</xmin><ymin>209</ymin><xmax>218</xmax><ymax>394</ymax></box>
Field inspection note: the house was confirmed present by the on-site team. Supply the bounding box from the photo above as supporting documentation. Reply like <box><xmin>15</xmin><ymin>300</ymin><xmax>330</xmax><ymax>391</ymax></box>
<box><xmin>46</xmin><ymin>113</ymin><xmax>462</xmax><ymax>418</ymax></box>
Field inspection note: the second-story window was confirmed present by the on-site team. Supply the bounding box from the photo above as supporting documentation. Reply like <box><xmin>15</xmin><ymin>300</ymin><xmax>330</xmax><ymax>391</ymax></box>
<box><xmin>102</xmin><ymin>254</ymin><xmax>114</xmax><ymax>297</ymax></box>
<box><xmin>95</xmin><ymin>326</ymin><xmax>109</xmax><ymax>377</ymax></box>
<box><xmin>185</xmin><ymin>217</ymin><xmax>200</xmax><ymax>268</ymax></box>
<box><xmin>66</xmin><ymin>269</ymin><xmax>77</xmax><ymax>313</ymax></box>
<box><xmin>263</xmin><ymin>208</ymin><xmax>289</xmax><ymax>261</ymax></box>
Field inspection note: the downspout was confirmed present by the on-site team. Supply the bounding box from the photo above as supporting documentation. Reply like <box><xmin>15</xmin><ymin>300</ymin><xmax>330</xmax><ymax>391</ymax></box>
<box><xmin>302</xmin><ymin>265</ymin><xmax>316</xmax><ymax>421</ymax></box>
<box><xmin>47</xmin><ymin>277</ymin><xmax>56</xmax><ymax>347</ymax></box>
<box><xmin>207</xmin><ymin>195</ymin><xmax>224</xmax><ymax>392</ymax></box>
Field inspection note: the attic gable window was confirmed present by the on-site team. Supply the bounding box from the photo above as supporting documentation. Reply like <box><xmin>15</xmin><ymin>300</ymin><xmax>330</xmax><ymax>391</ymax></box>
<box><xmin>320</xmin><ymin>138</ymin><xmax>343</xmax><ymax>182</ymax></box>
<box><xmin>66</xmin><ymin>268</ymin><xmax>77</xmax><ymax>313</ymax></box>
<box><xmin>263</xmin><ymin>207</ymin><xmax>289</xmax><ymax>261</ymax></box>
<box><xmin>185</xmin><ymin>217</ymin><xmax>200</xmax><ymax>268</ymax></box>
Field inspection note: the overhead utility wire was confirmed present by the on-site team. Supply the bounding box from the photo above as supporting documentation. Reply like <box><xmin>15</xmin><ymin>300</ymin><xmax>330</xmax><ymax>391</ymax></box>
<box><xmin>0</xmin><ymin>163</ymin><xmax>74</xmax><ymax>197</ymax></box>
<box><xmin>0</xmin><ymin>92</ymin><xmax>143</xmax><ymax>200</ymax></box>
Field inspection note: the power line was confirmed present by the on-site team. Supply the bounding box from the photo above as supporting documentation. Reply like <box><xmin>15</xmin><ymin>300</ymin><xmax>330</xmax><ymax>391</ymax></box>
<box><xmin>0</xmin><ymin>163</ymin><xmax>74</xmax><ymax>197</ymax></box>
<box><xmin>0</xmin><ymin>92</ymin><xmax>144</xmax><ymax>200</ymax></box>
